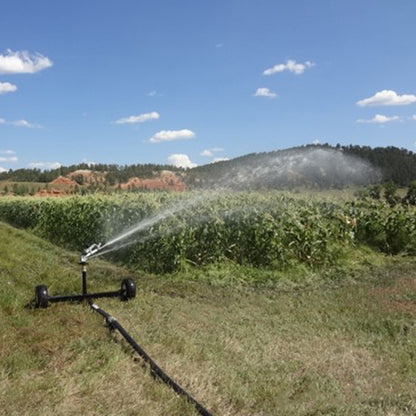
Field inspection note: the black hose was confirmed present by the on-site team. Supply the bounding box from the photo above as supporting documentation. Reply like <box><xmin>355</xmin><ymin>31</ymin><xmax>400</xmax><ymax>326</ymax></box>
<box><xmin>89</xmin><ymin>302</ymin><xmax>214</xmax><ymax>416</ymax></box>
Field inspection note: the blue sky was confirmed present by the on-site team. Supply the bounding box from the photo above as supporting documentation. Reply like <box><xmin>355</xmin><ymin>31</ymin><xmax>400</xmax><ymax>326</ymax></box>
<box><xmin>1</xmin><ymin>0</ymin><xmax>416</xmax><ymax>171</ymax></box>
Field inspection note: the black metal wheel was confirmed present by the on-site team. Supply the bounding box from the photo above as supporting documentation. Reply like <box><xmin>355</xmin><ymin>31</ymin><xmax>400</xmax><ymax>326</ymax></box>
<box><xmin>35</xmin><ymin>285</ymin><xmax>49</xmax><ymax>308</ymax></box>
<box><xmin>120</xmin><ymin>278</ymin><xmax>136</xmax><ymax>301</ymax></box>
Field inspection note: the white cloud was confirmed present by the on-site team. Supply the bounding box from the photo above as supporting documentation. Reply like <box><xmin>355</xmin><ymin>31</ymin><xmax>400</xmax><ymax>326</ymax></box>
<box><xmin>12</xmin><ymin>119</ymin><xmax>41</xmax><ymax>128</ymax></box>
<box><xmin>254</xmin><ymin>87</ymin><xmax>277</xmax><ymax>98</ymax></box>
<box><xmin>0</xmin><ymin>49</ymin><xmax>53</xmax><ymax>74</ymax></box>
<box><xmin>147</xmin><ymin>90</ymin><xmax>157</xmax><ymax>97</ymax></box>
<box><xmin>211</xmin><ymin>157</ymin><xmax>229</xmax><ymax>163</ymax></box>
<box><xmin>357</xmin><ymin>114</ymin><xmax>400</xmax><ymax>124</ymax></box>
<box><xmin>0</xmin><ymin>118</ymin><xmax>41</xmax><ymax>128</ymax></box>
<box><xmin>149</xmin><ymin>129</ymin><xmax>195</xmax><ymax>143</ymax></box>
<box><xmin>0</xmin><ymin>166</ymin><xmax>6</xmax><ymax>173</ymax></box>
<box><xmin>82</xmin><ymin>158</ymin><xmax>97</xmax><ymax>166</ymax></box>
<box><xmin>28</xmin><ymin>161</ymin><xmax>61</xmax><ymax>170</ymax></box>
<box><xmin>201</xmin><ymin>149</ymin><xmax>213</xmax><ymax>157</ymax></box>
<box><xmin>0</xmin><ymin>156</ymin><xmax>18</xmax><ymax>162</ymax></box>
<box><xmin>412</xmin><ymin>114</ymin><xmax>416</xmax><ymax>120</ymax></box>
<box><xmin>263</xmin><ymin>59</ymin><xmax>315</xmax><ymax>76</ymax></box>
<box><xmin>115</xmin><ymin>111</ymin><xmax>160</xmax><ymax>124</ymax></box>
<box><xmin>201</xmin><ymin>147</ymin><xmax>224</xmax><ymax>157</ymax></box>
<box><xmin>357</xmin><ymin>90</ymin><xmax>416</xmax><ymax>107</ymax></box>
<box><xmin>313</xmin><ymin>139</ymin><xmax>321</xmax><ymax>145</ymax></box>
<box><xmin>167</xmin><ymin>154</ymin><xmax>197</xmax><ymax>168</ymax></box>
<box><xmin>0</xmin><ymin>149</ymin><xmax>15</xmax><ymax>154</ymax></box>
<box><xmin>0</xmin><ymin>81</ymin><xmax>17</xmax><ymax>94</ymax></box>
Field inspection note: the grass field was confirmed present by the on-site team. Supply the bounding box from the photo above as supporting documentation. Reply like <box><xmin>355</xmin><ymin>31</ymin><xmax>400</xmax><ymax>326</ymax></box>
<box><xmin>1</xmin><ymin>221</ymin><xmax>416</xmax><ymax>415</ymax></box>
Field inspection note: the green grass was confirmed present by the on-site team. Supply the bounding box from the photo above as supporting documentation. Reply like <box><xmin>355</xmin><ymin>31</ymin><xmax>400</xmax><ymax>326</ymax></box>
<box><xmin>1</xmin><ymin>221</ymin><xmax>416</xmax><ymax>415</ymax></box>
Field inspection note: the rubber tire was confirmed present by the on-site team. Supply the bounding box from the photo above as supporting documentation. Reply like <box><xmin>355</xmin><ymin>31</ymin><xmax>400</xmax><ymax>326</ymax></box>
<box><xmin>35</xmin><ymin>285</ymin><xmax>49</xmax><ymax>308</ymax></box>
<box><xmin>120</xmin><ymin>278</ymin><xmax>136</xmax><ymax>301</ymax></box>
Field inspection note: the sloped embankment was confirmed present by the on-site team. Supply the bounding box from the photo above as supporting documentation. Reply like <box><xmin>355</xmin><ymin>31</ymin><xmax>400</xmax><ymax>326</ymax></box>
<box><xmin>1</xmin><ymin>221</ymin><xmax>416</xmax><ymax>415</ymax></box>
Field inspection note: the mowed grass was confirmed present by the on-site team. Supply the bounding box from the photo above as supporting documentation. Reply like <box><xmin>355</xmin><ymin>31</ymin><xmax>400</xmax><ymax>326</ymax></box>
<box><xmin>1</xmin><ymin>221</ymin><xmax>416</xmax><ymax>415</ymax></box>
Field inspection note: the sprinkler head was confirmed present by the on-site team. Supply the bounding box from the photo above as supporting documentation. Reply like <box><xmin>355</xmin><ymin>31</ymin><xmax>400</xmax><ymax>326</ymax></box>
<box><xmin>80</xmin><ymin>243</ymin><xmax>102</xmax><ymax>264</ymax></box>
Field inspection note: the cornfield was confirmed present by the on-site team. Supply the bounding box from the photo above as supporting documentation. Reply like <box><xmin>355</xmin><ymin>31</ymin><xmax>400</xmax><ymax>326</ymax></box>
<box><xmin>0</xmin><ymin>192</ymin><xmax>415</xmax><ymax>273</ymax></box>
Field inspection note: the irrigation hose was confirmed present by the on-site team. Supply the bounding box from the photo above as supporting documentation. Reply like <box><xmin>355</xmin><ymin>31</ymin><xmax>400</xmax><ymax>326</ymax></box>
<box><xmin>89</xmin><ymin>302</ymin><xmax>214</xmax><ymax>416</ymax></box>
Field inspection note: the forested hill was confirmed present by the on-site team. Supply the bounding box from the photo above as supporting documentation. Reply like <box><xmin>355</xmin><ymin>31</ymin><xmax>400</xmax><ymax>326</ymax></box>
<box><xmin>186</xmin><ymin>145</ymin><xmax>416</xmax><ymax>188</ymax></box>
<box><xmin>1</xmin><ymin>145</ymin><xmax>415</xmax><ymax>188</ymax></box>
<box><xmin>341</xmin><ymin>145</ymin><xmax>416</xmax><ymax>186</ymax></box>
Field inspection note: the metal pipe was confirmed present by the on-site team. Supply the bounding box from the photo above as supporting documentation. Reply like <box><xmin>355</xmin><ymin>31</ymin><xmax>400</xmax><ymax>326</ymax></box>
<box><xmin>82</xmin><ymin>265</ymin><xmax>88</xmax><ymax>295</ymax></box>
<box><xmin>48</xmin><ymin>290</ymin><xmax>121</xmax><ymax>303</ymax></box>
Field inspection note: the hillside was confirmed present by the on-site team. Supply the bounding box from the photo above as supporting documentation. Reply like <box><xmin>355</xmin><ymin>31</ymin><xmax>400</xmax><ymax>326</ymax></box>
<box><xmin>186</xmin><ymin>145</ymin><xmax>416</xmax><ymax>189</ymax></box>
<box><xmin>1</xmin><ymin>145</ymin><xmax>416</xmax><ymax>194</ymax></box>
<box><xmin>1</xmin><ymin>221</ymin><xmax>416</xmax><ymax>415</ymax></box>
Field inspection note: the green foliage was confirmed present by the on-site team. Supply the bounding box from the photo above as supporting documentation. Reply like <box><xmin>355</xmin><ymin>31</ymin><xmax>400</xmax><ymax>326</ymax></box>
<box><xmin>403</xmin><ymin>180</ymin><xmax>416</xmax><ymax>205</ymax></box>
<box><xmin>384</xmin><ymin>181</ymin><xmax>400</xmax><ymax>207</ymax></box>
<box><xmin>349</xmin><ymin>200</ymin><xmax>416</xmax><ymax>255</ymax></box>
<box><xmin>0</xmin><ymin>192</ymin><xmax>415</xmax><ymax>273</ymax></box>
<box><xmin>368</xmin><ymin>184</ymin><xmax>382</xmax><ymax>200</ymax></box>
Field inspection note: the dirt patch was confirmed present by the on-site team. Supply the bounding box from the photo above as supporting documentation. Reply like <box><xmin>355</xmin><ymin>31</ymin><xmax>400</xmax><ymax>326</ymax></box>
<box><xmin>67</xmin><ymin>169</ymin><xmax>106</xmax><ymax>185</ymax></box>
<box><xmin>371</xmin><ymin>277</ymin><xmax>416</xmax><ymax>315</ymax></box>
<box><xmin>120</xmin><ymin>170</ymin><xmax>186</xmax><ymax>191</ymax></box>
<box><xmin>51</xmin><ymin>176</ymin><xmax>78</xmax><ymax>186</ymax></box>
<box><xmin>36</xmin><ymin>188</ymin><xmax>68</xmax><ymax>197</ymax></box>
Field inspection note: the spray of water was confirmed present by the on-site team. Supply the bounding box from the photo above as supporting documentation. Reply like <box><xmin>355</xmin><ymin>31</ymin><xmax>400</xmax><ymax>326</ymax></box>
<box><xmin>88</xmin><ymin>192</ymin><xmax>217</xmax><ymax>259</ymax></box>
<box><xmin>201</xmin><ymin>147</ymin><xmax>381</xmax><ymax>190</ymax></box>
<box><xmin>88</xmin><ymin>147</ymin><xmax>380</xmax><ymax>259</ymax></box>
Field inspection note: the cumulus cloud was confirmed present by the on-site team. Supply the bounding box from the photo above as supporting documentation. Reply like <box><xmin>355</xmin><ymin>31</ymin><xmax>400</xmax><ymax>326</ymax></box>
<box><xmin>263</xmin><ymin>59</ymin><xmax>314</xmax><ymax>76</ymax></box>
<box><xmin>0</xmin><ymin>156</ymin><xmax>18</xmax><ymax>162</ymax></box>
<box><xmin>0</xmin><ymin>81</ymin><xmax>17</xmax><ymax>94</ymax></box>
<box><xmin>115</xmin><ymin>111</ymin><xmax>160</xmax><ymax>124</ymax></box>
<box><xmin>0</xmin><ymin>49</ymin><xmax>53</xmax><ymax>74</ymax></box>
<box><xmin>357</xmin><ymin>90</ymin><xmax>416</xmax><ymax>107</ymax></box>
<box><xmin>28</xmin><ymin>161</ymin><xmax>61</xmax><ymax>170</ymax></box>
<box><xmin>167</xmin><ymin>154</ymin><xmax>197</xmax><ymax>168</ymax></box>
<box><xmin>149</xmin><ymin>129</ymin><xmax>195</xmax><ymax>143</ymax></box>
<box><xmin>0</xmin><ymin>118</ymin><xmax>41</xmax><ymax>128</ymax></box>
<box><xmin>254</xmin><ymin>87</ymin><xmax>277</xmax><ymax>98</ymax></box>
<box><xmin>0</xmin><ymin>166</ymin><xmax>6</xmax><ymax>173</ymax></box>
<box><xmin>356</xmin><ymin>114</ymin><xmax>400</xmax><ymax>124</ymax></box>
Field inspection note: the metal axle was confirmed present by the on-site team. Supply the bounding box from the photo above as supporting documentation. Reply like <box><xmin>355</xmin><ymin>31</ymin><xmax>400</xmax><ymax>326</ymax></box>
<box><xmin>34</xmin><ymin>244</ymin><xmax>136</xmax><ymax>308</ymax></box>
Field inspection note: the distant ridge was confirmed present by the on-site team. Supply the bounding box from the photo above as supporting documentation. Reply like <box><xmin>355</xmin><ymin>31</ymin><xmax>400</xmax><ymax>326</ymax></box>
<box><xmin>1</xmin><ymin>144</ymin><xmax>416</xmax><ymax>189</ymax></box>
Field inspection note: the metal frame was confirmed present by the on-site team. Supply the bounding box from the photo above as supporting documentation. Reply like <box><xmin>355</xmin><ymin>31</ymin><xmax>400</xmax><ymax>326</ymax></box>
<box><xmin>35</xmin><ymin>247</ymin><xmax>136</xmax><ymax>308</ymax></box>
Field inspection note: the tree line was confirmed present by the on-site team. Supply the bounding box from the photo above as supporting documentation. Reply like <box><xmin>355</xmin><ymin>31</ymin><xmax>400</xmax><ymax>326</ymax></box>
<box><xmin>1</xmin><ymin>144</ymin><xmax>416</xmax><ymax>188</ymax></box>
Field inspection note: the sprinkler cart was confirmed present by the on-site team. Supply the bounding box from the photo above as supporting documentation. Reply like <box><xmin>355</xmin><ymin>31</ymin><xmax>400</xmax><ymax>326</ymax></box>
<box><xmin>34</xmin><ymin>243</ymin><xmax>136</xmax><ymax>308</ymax></box>
<box><xmin>33</xmin><ymin>243</ymin><xmax>214</xmax><ymax>416</ymax></box>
